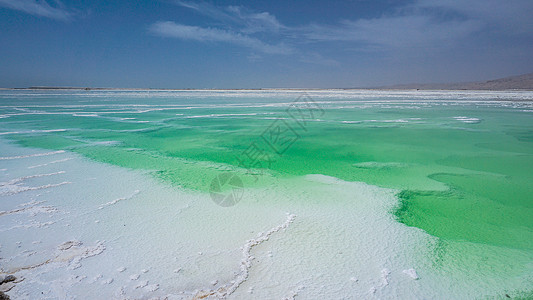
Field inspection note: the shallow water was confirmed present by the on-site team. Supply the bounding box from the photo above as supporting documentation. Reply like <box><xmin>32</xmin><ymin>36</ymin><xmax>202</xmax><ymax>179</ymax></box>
<box><xmin>0</xmin><ymin>90</ymin><xmax>532</xmax><ymax>299</ymax></box>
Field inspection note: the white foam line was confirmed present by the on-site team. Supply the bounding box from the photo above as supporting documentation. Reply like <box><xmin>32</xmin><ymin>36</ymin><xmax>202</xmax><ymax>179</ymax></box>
<box><xmin>0</xmin><ymin>204</ymin><xmax>57</xmax><ymax>217</ymax></box>
<box><xmin>453</xmin><ymin>116</ymin><xmax>481</xmax><ymax>123</ymax></box>
<box><xmin>262</xmin><ymin>117</ymin><xmax>290</xmax><ymax>120</ymax></box>
<box><xmin>1</xmin><ymin>171</ymin><xmax>69</xmax><ymax>195</ymax></box>
<box><xmin>2</xmin><ymin>171</ymin><xmax>66</xmax><ymax>185</ymax></box>
<box><xmin>363</xmin><ymin>119</ymin><xmax>411</xmax><ymax>123</ymax></box>
<box><xmin>28</xmin><ymin>158</ymin><xmax>73</xmax><ymax>169</ymax></box>
<box><xmin>3</xmin><ymin>112</ymin><xmax>57</xmax><ymax>116</ymax></box>
<box><xmin>192</xmin><ymin>213</ymin><xmax>296</xmax><ymax>299</ymax></box>
<box><xmin>0</xmin><ymin>181</ymin><xmax>71</xmax><ymax>196</ymax></box>
<box><xmin>0</xmin><ymin>150</ymin><xmax>65</xmax><ymax>160</ymax></box>
<box><xmin>0</xmin><ymin>129</ymin><xmax>68</xmax><ymax>136</ymax></box>
<box><xmin>72</xmin><ymin>113</ymin><xmax>99</xmax><ymax>117</ymax></box>
<box><xmin>341</xmin><ymin>118</ymin><xmax>423</xmax><ymax>125</ymax></box>
<box><xmin>183</xmin><ymin>113</ymin><xmax>261</xmax><ymax>119</ymax></box>
<box><xmin>382</xmin><ymin>119</ymin><xmax>409</xmax><ymax>123</ymax></box>
<box><xmin>98</xmin><ymin>190</ymin><xmax>140</xmax><ymax>209</ymax></box>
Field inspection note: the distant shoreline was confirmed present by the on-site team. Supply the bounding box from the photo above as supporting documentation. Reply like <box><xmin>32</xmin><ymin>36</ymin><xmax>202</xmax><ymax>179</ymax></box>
<box><xmin>0</xmin><ymin>87</ymin><xmax>532</xmax><ymax>91</ymax></box>
<box><xmin>4</xmin><ymin>72</ymin><xmax>531</xmax><ymax>91</ymax></box>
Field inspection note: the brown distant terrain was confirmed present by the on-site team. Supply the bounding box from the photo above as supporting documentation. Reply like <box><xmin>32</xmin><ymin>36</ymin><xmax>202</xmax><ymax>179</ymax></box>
<box><xmin>2</xmin><ymin>72</ymin><xmax>532</xmax><ymax>91</ymax></box>
<box><xmin>384</xmin><ymin>72</ymin><xmax>533</xmax><ymax>90</ymax></box>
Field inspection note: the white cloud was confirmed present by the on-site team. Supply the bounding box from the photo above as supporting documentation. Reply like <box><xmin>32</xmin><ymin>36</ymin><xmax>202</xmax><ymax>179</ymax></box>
<box><xmin>226</xmin><ymin>6</ymin><xmax>284</xmax><ymax>33</ymax></box>
<box><xmin>415</xmin><ymin>0</ymin><xmax>533</xmax><ymax>35</ymax></box>
<box><xmin>301</xmin><ymin>15</ymin><xmax>482</xmax><ymax>49</ymax></box>
<box><xmin>176</xmin><ymin>1</ymin><xmax>285</xmax><ymax>34</ymax></box>
<box><xmin>175</xmin><ymin>1</ymin><xmax>236</xmax><ymax>24</ymax></box>
<box><xmin>150</xmin><ymin>21</ymin><xmax>293</xmax><ymax>55</ymax></box>
<box><xmin>293</xmin><ymin>0</ymin><xmax>532</xmax><ymax>54</ymax></box>
<box><xmin>0</xmin><ymin>0</ymin><xmax>73</xmax><ymax>20</ymax></box>
<box><xmin>156</xmin><ymin>0</ymin><xmax>532</xmax><ymax>71</ymax></box>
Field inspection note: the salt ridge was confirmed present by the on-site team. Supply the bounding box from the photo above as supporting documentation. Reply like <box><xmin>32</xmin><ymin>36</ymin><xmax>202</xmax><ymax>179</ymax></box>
<box><xmin>0</xmin><ymin>204</ymin><xmax>57</xmax><ymax>217</ymax></box>
<box><xmin>0</xmin><ymin>129</ymin><xmax>67</xmax><ymax>136</ymax></box>
<box><xmin>453</xmin><ymin>116</ymin><xmax>482</xmax><ymax>124</ymax></box>
<box><xmin>98</xmin><ymin>190</ymin><xmax>140</xmax><ymax>210</ymax></box>
<box><xmin>28</xmin><ymin>158</ymin><xmax>73</xmax><ymax>169</ymax></box>
<box><xmin>191</xmin><ymin>213</ymin><xmax>296</xmax><ymax>299</ymax></box>
<box><xmin>0</xmin><ymin>171</ymin><xmax>69</xmax><ymax>196</ymax></box>
<box><xmin>0</xmin><ymin>181</ymin><xmax>71</xmax><ymax>196</ymax></box>
<box><xmin>0</xmin><ymin>150</ymin><xmax>65</xmax><ymax>160</ymax></box>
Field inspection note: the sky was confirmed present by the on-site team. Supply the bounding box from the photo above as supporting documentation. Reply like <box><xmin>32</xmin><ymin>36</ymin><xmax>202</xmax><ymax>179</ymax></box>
<box><xmin>0</xmin><ymin>0</ymin><xmax>532</xmax><ymax>88</ymax></box>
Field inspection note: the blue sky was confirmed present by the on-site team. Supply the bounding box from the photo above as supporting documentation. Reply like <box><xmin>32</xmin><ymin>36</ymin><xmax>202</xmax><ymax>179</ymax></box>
<box><xmin>0</xmin><ymin>0</ymin><xmax>532</xmax><ymax>88</ymax></box>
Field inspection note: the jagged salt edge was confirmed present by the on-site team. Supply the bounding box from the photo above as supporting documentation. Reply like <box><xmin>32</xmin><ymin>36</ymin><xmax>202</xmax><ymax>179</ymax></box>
<box><xmin>64</xmin><ymin>241</ymin><xmax>106</xmax><ymax>270</ymax></box>
<box><xmin>0</xmin><ymin>171</ymin><xmax>70</xmax><ymax>196</ymax></box>
<box><xmin>0</xmin><ymin>150</ymin><xmax>65</xmax><ymax>160</ymax></box>
<box><xmin>192</xmin><ymin>213</ymin><xmax>296</xmax><ymax>299</ymax></box>
<box><xmin>98</xmin><ymin>190</ymin><xmax>140</xmax><ymax>209</ymax></box>
<box><xmin>0</xmin><ymin>204</ymin><xmax>57</xmax><ymax>217</ymax></box>
<box><xmin>0</xmin><ymin>182</ymin><xmax>71</xmax><ymax>196</ymax></box>
<box><xmin>0</xmin><ymin>129</ymin><xmax>67</xmax><ymax>136</ymax></box>
<box><xmin>28</xmin><ymin>158</ymin><xmax>73</xmax><ymax>169</ymax></box>
<box><xmin>219</xmin><ymin>213</ymin><xmax>296</xmax><ymax>297</ymax></box>
<box><xmin>4</xmin><ymin>241</ymin><xmax>105</xmax><ymax>275</ymax></box>
<box><xmin>1</xmin><ymin>171</ymin><xmax>66</xmax><ymax>185</ymax></box>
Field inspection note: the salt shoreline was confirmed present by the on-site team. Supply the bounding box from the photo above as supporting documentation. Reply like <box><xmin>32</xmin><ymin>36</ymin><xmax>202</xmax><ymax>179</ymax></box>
<box><xmin>1</xmin><ymin>138</ymin><xmax>531</xmax><ymax>299</ymax></box>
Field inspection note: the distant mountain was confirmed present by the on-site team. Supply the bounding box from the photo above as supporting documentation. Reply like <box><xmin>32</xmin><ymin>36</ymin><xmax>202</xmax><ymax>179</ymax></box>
<box><xmin>4</xmin><ymin>72</ymin><xmax>532</xmax><ymax>91</ymax></box>
<box><xmin>383</xmin><ymin>72</ymin><xmax>533</xmax><ymax>90</ymax></box>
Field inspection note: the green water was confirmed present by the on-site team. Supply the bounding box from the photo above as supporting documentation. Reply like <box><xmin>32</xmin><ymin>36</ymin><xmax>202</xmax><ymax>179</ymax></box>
<box><xmin>1</xmin><ymin>90</ymin><xmax>532</xmax><ymax>255</ymax></box>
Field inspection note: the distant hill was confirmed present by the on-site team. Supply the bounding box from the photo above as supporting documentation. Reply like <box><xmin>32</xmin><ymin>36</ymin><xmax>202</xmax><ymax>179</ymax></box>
<box><xmin>4</xmin><ymin>72</ymin><xmax>533</xmax><ymax>91</ymax></box>
<box><xmin>384</xmin><ymin>72</ymin><xmax>533</xmax><ymax>90</ymax></box>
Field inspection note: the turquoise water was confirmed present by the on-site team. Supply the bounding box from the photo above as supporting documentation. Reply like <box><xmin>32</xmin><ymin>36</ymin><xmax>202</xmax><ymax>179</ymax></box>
<box><xmin>1</xmin><ymin>89</ymin><xmax>532</xmax><ymax>298</ymax></box>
